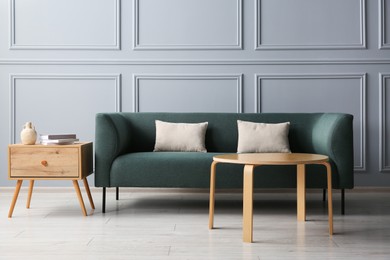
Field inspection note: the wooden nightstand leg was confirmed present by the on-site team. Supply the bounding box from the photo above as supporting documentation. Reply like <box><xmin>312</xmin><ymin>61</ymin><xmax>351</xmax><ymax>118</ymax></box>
<box><xmin>8</xmin><ymin>180</ymin><xmax>23</xmax><ymax>218</ymax></box>
<box><xmin>83</xmin><ymin>178</ymin><xmax>95</xmax><ymax>209</ymax></box>
<box><xmin>72</xmin><ymin>180</ymin><xmax>87</xmax><ymax>216</ymax></box>
<box><xmin>26</xmin><ymin>180</ymin><xmax>35</xmax><ymax>209</ymax></box>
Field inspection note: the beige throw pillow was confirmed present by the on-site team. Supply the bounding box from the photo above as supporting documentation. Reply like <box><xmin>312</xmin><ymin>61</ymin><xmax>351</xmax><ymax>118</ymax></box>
<box><xmin>237</xmin><ymin>120</ymin><xmax>291</xmax><ymax>153</ymax></box>
<box><xmin>154</xmin><ymin>120</ymin><xmax>208</xmax><ymax>152</ymax></box>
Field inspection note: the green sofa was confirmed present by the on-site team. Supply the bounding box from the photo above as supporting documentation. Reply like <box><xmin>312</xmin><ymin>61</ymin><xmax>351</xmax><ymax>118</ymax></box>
<box><xmin>95</xmin><ymin>113</ymin><xmax>354</xmax><ymax>213</ymax></box>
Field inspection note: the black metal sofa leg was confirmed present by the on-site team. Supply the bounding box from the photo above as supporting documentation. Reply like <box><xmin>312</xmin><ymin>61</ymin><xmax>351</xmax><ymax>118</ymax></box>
<box><xmin>341</xmin><ymin>189</ymin><xmax>345</xmax><ymax>215</ymax></box>
<box><xmin>102</xmin><ymin>187</ymin><xmax>119</xmax><ymax>213</ymax></box>
<box><xmin>322</xmin><ymin>189</ymin><xmax>326</xmax><ymax>202</ymax></box>
<box><xmin>102</xmin><ymin>187</ymin><xmax>106</xmax><ymax>213</ymax></box>
<box><xmin>322</xmin><ymin>188</ymin><xmax>345</xmax><ymax>215</ymax></box>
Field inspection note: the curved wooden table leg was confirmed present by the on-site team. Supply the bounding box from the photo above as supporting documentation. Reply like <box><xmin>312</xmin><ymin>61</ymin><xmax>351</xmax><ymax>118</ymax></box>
<box><xmin>73</xmin><ymin>180</ymin><xmax>87</xmax><ymax>216</ymax></box>
<box><xmin>83</xmin><ymin>178</ymin><xmax>95</xmax><ymax>209</ymax></box>
<box><xmin>209</xmin><ymin>161</ymin><xmax>218</xmax><ymax>229</ymax></box>
<box><xmin>243</xmin><ymin>164</ymin><xmax>255</xmax><ymax>243</ymax></box>
<box><xmin>8</xmin><ymin>180</ymin><xmax>23</xmax><ymax>218</ymax></box>
<box><xmin>26</xmin><ymin>180</ymin><xmax>34</xmax><ymax>209</ymax></box>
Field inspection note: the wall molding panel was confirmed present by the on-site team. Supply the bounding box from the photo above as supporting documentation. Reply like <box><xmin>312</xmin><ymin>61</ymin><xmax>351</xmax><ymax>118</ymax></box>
<box><xmin>1</xmin><ymin>0</ymin><xmax>390</xmax><ymax>185</ymax></box>
<box><xmin>10</xmin><ymin>0</ymin><xmax>121</xmax><ymax>50</ymax></box>
<box><xmin>10</xmin><ymin>74</ymin><xmax>121</xmax><ymax>143</ymax></box>
<box><xmin>255</xmin><ymin>0</ymin><xmax>366</xmax><ymax>50</ymax></box>
<box><xmin>133</xmin><ymin>74</ymin><xmax>242</xmax><ymax>112</ymax></box>
<box><xmin>255</xmin><ymin>73</ymin><xmax>367</xmax><ymax>171</ymax></box>
<box><xmin>380</xmin><ymin>74</ymin><xmax>390</xmax><ymax>171</ymax></box>
<box><xmin>133</xmin><ymin>0</ymin><xmax>242</xmax><ymax>50</ymax></box>
<box><xmin>380</xmin><ymin>0</ymin><xmax>390</xmax><ymax>49</ymax></box>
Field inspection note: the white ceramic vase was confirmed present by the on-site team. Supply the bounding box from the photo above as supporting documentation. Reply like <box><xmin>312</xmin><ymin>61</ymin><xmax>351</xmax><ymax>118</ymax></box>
<box><xmin>20</xmin><ymin>122</ymin><xmax>37</xmax><ymax>145</ymax></box>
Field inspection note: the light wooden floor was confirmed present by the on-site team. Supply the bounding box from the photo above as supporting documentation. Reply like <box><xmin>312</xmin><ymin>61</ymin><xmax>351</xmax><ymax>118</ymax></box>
<box><xmin>1</xmin><ymin>187</ymin><xmax>390</xmax><ymax>259</ymax></box>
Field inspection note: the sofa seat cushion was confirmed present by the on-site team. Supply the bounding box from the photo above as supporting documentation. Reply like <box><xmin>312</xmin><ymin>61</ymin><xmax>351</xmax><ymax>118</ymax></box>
<box><xmin>110</xmin><ymin>152</ymin><xmax>331</xmax><ymax>189</ymax></box>
<box><xmin>110</xmin><ymin>152</ymin><xmax>338</xmax><ymax>189</ymax></box>
<box><xmin>110</xmin><ymin>152</ymin><xmax>245</xmax><ymax>188</ymax></box>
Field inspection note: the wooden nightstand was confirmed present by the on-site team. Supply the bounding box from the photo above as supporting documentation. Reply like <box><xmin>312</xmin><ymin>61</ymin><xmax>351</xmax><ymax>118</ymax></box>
<box><xmin>8</xmin><ymin>142</ymin><xmax>95</xmax><ymax>217</ymax></box>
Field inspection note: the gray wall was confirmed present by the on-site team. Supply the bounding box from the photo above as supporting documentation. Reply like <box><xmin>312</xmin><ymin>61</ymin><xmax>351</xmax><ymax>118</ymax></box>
<box><xmin>0</xmin><ymin>0</ymin><xmax>389</xmax><ymax>187</ymax></box>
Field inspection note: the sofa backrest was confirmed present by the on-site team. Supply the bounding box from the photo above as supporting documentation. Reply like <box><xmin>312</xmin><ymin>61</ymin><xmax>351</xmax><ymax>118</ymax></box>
<box><xmin>120</xmin><ymin>113</ymin><xmax>332</xmax><ymax>153</ymax></box>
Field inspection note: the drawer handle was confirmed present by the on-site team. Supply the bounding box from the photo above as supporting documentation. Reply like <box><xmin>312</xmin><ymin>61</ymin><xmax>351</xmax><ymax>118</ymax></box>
<box><xmin>41</xmin><ymin>160</ymin><xmax>48</xmax><ymax>167</ymax></box>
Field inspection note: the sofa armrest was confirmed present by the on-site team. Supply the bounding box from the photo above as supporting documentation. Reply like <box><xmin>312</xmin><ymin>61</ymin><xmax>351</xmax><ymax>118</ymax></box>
<box><xmin>95</xmin><ymin>113</ymin><xmax>132</xmax><ymax>187</ymax></box>
<box><xmin>311</xmin><ymin>113</ymin><xmax>354</xmax><ymax>189</ymax></box>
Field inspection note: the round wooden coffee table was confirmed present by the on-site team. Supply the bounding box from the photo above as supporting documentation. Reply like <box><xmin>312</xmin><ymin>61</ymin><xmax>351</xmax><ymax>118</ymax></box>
<box><xmin>208</xmin><ymin>153</ymin><xmax>333</xmax><ymax>243</ymax></box>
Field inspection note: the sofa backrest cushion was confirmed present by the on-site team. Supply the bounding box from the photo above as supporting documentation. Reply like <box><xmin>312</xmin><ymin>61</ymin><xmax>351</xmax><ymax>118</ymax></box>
<box><xmin>237</xmin><ymin>120</ymin><xmax>291</xmax><ymax>153</ymax></box>
<box><xmin>153</xmin><ymin>120</ymin><xmax>208</xmax><ymax>152</ymax></box>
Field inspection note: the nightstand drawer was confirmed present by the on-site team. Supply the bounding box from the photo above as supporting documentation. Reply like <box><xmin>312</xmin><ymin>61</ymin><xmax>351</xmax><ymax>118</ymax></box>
<box><xmin>9</xmin><ymin>147</ymin><xmax>79</xmax><ymax>178</ymax></box>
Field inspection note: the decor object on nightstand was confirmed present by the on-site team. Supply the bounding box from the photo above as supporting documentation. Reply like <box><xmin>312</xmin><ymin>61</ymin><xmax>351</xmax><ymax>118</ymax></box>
<box><xmin>8</xmin><ymin>142</ymin><xmax>95</xmax><ymax>217</ymax></box>
<box><xmin>20</xmin><ymin>122</ymin><xmax>37</xmax><ymax>145</ymax></box>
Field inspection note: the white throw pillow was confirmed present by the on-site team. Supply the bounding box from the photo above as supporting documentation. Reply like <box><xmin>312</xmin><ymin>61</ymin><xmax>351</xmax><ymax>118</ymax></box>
<box><xmin>237</xmin><ymin>120</ymin><xmax>291</xmax><ymax>153</ymax></box>
<box><xmin>154</xmin><ymin>120</ymin><xmax>208</xmax><ymax>152</ymax></box>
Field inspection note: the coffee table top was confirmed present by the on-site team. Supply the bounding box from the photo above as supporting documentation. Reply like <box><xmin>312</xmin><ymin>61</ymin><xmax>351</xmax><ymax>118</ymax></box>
<box><xmin>213</xmin><ymin>153</ymin><xmax>328</xmax><ymax>165</ymax></box>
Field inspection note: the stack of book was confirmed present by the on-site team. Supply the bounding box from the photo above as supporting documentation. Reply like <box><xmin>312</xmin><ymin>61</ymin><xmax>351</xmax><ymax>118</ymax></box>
<box><xmin>40</xmin><ymin>134</ymin><xmax>79</xmax><ymax>145</ymax></box>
